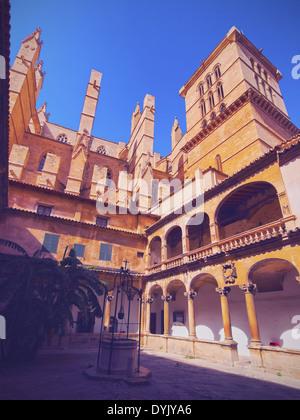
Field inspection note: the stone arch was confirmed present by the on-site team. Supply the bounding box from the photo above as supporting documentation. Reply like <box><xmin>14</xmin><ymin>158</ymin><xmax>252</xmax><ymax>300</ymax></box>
<box><xmin>186</xmin><ymin>213</ymin><xmax>211</xmax><ymax>252</ymax></box>
<box><xmin>166</xmin><ymin>226</ymin><xmax>183</xmax><ymax>259</ymax></box>
<box><xmin>147</xmin><ymin>283</ymin><xmax>164</xmax><ymax>335</ymax></box>
<box><xmin>148</xmin><ymin>236</ymin><xmax>162</xmax><ymax>266</ymax></box>
<box><xmin>215</xmin><ymin>181</ymin><xmax>283</xmax><ymax>240</ymax></box>
<box><xmin>190</xmin><ymin>273</ymin><xmax>222</xmax><ymax>341</ymax></box>
<box><xmin>247</xmin><ymin>258</ymin><xmax>300</xmax><ymax>350</ymax></box>
<box><xmin>166</xmin><ymin>279</ymin><xmax>188</xmax><ymax>338</ymax></box>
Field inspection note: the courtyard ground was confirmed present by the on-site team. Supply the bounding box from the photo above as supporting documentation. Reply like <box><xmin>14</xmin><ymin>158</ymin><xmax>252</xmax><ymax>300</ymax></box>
<box><xmin>0</xmin><ymin>346</ymin><xmax>299</xmax><ymax>401</ymax></box>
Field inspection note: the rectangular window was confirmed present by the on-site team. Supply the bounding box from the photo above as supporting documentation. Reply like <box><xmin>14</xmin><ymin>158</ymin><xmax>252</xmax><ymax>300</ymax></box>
<box><xmin>99</xmin><ymin>243</ymin><xmax>113</xmax><ymax>262</ymax></box>
<box><xmin>137</xmin><ymin>252</ymin><xmax>144</xmax><ymax>258</ymax></box>
<box><xmin>37</xmin><ymin>205</ymin><xmax>53</xmax><ymax>216</ymax></box>
<box><xmin>74</xmin><ymin>244</ymin><xmax>86</xmax><ymax>258</ymax></box>
<box><xmin>173</xmin><ymin>311</ymin><xmax>185</xmax><ymax>325</ymax></box>
<box><xmin>96</xmin><ymin>216</ymin><xmax>109</xmax><ymax>228</ymax></box>
<box><xmin>42</xmin><ymin>233</ymin><xmax>60</xmax><ymax>254</ymax></box>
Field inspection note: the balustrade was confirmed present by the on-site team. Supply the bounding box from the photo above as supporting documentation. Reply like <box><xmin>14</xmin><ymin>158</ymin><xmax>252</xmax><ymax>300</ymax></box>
<box><xmin>146</xmin><ymin>217</ymin><xmax>295</xmax><ymax>275</ymax></box>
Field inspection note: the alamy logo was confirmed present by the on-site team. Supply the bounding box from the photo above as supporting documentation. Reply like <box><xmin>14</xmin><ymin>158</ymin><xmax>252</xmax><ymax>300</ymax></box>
<box><xmin>0</xmin><ymin>55</ymin><xmax>5</xmax><ymax>80</ymax></box>
<box><xmin>292</xmin><ymin>55</ymin><xmax>300</xmax><ymax>80</ymax></box>
<box><xmin>0</xmin><ymin>315</ymin><xmax>6</xmax><ymax>340</ymax></box>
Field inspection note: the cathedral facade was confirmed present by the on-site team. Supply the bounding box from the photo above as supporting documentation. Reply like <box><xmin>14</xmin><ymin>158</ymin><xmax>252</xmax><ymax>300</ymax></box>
<box><xmin>1</xmin><ymin>25</ymin><xmax>300</xmax><ymax>378</ymax></box>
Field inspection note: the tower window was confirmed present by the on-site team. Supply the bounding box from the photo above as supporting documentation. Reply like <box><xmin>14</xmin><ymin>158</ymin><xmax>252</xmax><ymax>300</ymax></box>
<box><xmin>97</xmin><ymin>146</ymin><xmax>107</xmax><ymax>155</ymax></box>
<box><xmin>215</xmin><ymin>154</ymin><xmax>223</xmax><ymax>172</ymax></box>
<box><xmin>200</xmin><ymin>100</ymin><xmax>206</xmax><ymax>118</ymax></box>
<box><xmin>57</xmin><ymin>134</ymin><xmax>68</xmax><ymax>143</ymax></box>
<box><xmin>199</xmin><ymin>83</ymin><xmax>204</xmax><ymax>97</ymax></box>
<box><xmin>220</xmin><ymin>103</ymin><xmax>226</xmax><ymax>113</ymax></box>
<box><xmin>206</xmin><ymin>74</ymin><xmax>212</xmax><ymax>89</ymax></box>
<box><xmin>208</xmin><ymin>91</ymin><xmax>215</xmax><ymax>110</ymax></box>
<box><xmin>214</xmin><ymin>65</ymin><xmax>221</xmax><ymax>80</ymax></box>
<box><xmin>217</xmin><ymin>83</ymin><xmax>224</xmax><ymax>101</ymax></box>
<box><xmin>38</xmin><ymin>154</ymin><xmax>47</xmax><ymax>172</ymax></box>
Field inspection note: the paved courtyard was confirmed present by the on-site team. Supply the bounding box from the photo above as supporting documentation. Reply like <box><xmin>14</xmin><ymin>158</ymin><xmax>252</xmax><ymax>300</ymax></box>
<box><xmin>0</xmin><ymin>347</ymin><xmax>299</xmax><ymax>401</ymax></box>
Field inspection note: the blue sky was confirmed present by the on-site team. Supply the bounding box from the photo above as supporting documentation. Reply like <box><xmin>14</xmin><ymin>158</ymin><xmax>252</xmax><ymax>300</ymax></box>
<box><xmin>10</xmin><ymin>0</ymin><xmax>300</xmax><ymax>158</ymax></box>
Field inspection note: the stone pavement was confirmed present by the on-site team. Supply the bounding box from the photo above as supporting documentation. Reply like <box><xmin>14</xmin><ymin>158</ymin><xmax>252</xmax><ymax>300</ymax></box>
<box><xmin>0</xmin><ymin>347</ymin><xmax>299</xmax><ymax>400</ymax></box>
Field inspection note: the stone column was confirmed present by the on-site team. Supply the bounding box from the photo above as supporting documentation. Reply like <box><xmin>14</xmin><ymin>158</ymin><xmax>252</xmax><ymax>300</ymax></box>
<box><xmin>216</xmin><ymin>287</ymin><xmax>233</xmax><ymax>341</ymax></box>
<box><xmin>240</xmin><ymin>283</ymin><xmax>261</xmax><ymax>345</ymax></box>
<box><xmin>161</xmin><ymin>295</ymin><xmax>171</xmax><ymax>335</ymax></box>
<box><xmin>184</xmin><ymin>291</ymin><xmax>197</xmax><ymax>338</ymax></box>
<box><xmin>145</xmin><ymin>297</ymin><xmax>153</xmax><ymax>334</ymax></box>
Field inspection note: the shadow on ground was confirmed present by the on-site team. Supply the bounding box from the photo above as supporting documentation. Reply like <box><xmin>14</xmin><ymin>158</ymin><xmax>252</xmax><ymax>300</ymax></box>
<box><xmin>0</xmin><ymin>348</ymin><xmax>299</xmax><ymax>400</ymax></box>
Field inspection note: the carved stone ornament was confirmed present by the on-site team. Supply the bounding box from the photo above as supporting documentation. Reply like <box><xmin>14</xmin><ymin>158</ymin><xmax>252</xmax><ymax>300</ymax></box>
<box><xmin>216</xmin><ymin>287</ymin><xmax>231</xmax><ymax>297</ymax></box>
<box><xmin>184</xmin><ymin>291</ymin><xmax>197</xmax><ymax>300</ymax></box>
<box><xmin>222</xmin><ymin>262</ymin><xmax>238</xmax><ymax>285</ymax></box>
<box><xmin>239</xmin><ymin>283</ymin><xmax>257</xmax><ymax>295</ymax></box>
<box><xmin>161</xmin><ymin>295</ymin><xmax>172</xmax><ymax>302</ymax></box>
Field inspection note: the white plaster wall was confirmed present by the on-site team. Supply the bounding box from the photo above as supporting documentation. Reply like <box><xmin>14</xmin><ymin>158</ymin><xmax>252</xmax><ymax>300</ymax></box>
<box><xmin>255</xmin><ymin>270</ymin><xmax>300</xmax><ymax>351</ymax></box>
<box><xmin>169</xmin><ymin>287</ymin><xmax>189</xmax><ymax>338</ymax></box>
<box><xmin>194</xmin><ymin>282</ymin><xmax>223</xmax><ymax>341</ymax></box>
<box><xmin>280</xmin><ymin>155</ymin><xmax>300</xmax><ymax>227</ymax></box>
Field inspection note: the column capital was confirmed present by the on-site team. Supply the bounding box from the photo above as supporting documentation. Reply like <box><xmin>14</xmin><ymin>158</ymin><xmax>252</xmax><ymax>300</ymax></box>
<box><xmin>161</xmin><ymin>295</ymin><xmax>172</xmax><ymax>302</ymax></box>
<box><xmin>146</xmin><ymin>297</ymin><xmax>154</xmax><ymax>304</ymax></box>
<box><xmin>239</xmin><ymin>283</ymin><xmax>257</xmax><ymax>295</ymax></box>
<box><xmin>184</xmin><ymin>291</ymin><xmax>197</xmax><ymax>300</ymax></box>
<box><xmin>216</xmin><ymin>287</ymin><xmax>231</xmax><ymax>297</ymax></box>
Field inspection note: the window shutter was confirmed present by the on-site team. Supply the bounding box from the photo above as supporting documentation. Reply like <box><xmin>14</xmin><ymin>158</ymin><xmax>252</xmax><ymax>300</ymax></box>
<box><xmin>74</xmin><ymin>244</ymin><xmax>85</xmax><ymax>258</ymax></box>
<box><xmin>43</xmin><ymin>233</ymin><xmax>60</xmax><ymax>254</ymax></box>
<box><xmin>106</xmin><ymin>244</ymin><xmax>113</xmax><ymax>261</ymax></box>
<box><xmin>42</xmin><ymin>234</ymin><xmax>52</xmax><ymax>252</ymax></box>
<box><xmin>99</xmin><ymin>244</ymin><xmax>113</xmax><ymax>261</ymax></box>
<box><xmin>50</xmin><ymin>235</ymin><xmax>60</xmax><ymax>254</ymax></box>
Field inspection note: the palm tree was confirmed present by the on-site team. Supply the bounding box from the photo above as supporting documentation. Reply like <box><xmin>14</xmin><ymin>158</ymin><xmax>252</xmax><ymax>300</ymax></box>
<box><xmin>0</xmin><ymin>241</ymin><xmax>107</xmax><ymax>361</ymax></box>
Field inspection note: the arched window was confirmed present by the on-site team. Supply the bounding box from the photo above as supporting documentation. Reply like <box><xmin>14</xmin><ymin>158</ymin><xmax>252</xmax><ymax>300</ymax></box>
<box><xmin>268</xmin><ymin>87</ymin><xmax>274</xmax><ymax>103</ymax></box>
<box><xmin>199</xmin><ymin>83</ymin><xmax>204</xmax><ymax>97</ymax></box>
<box><xmin>105</xmin><ymin>167</ymin><xmax>113</xmax><ymax>188</ymax></box>
<box><xmin>208</xmin><ymin>91</ymin><xmax>215</xmax><ymax>110</ymax></box>
<box><xmin>57</xmin><ymin>134</ymin><xmax>68</xmax><ymax>143</ymax></box>
<box><xmin>254</xmin><ymin>75</ymin><xmax>260</xmax><ymax>91</ymax></box>
<box><xmin>206</xmin><ymin>74</ymin><xmax>212</xmax><ymax>89</ymax></box>
<box><xmin>214</xmin><ymin>65</ymin><xmax>221</xmax><ymax>80</ymax></box>
<box><xmin>217</xmin><ymin>83</ymin><xmax>224</xmax><ymax>102</ymax></box>
<box><xmin>215</xmin><ymin>154</ymin><xmax>222</xmax><ymax>172</ymax></box>
<box><xmin>97</xmin><ymin>146</ymin><xmax>107</xmax><ymax>155</ymax></box>
<box><xmin>202</xmin><ymin>119</ymin><xmax>207</xmax><ymax>128</ymax></box>
<box><xmin>200</xmin><ymin>100</ymin><xmax>206</xmax><ymax>118</ymax></box>
<box><xmin>257</xmin><ymin>64</ymin><xmax>261</xmax><ymax>76</ymax></box>
<box><xmin>211</xmin><ymin>112</ymin><xmax>216</xmax><ymax>121</ymax></box>
<box><xmin>38</xmin><ymin>154</ymin><xmax>47</xmax><ymax>172</ymax></box>
<box><xmin>220</xmin><ymin>103</ymin><xmax>226</xmax><ymax>113</ymax></box>
<box><xmin>249</xmin><ymin>57</ymin><xmax>255</xmax><ymax>70</ymax></box>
